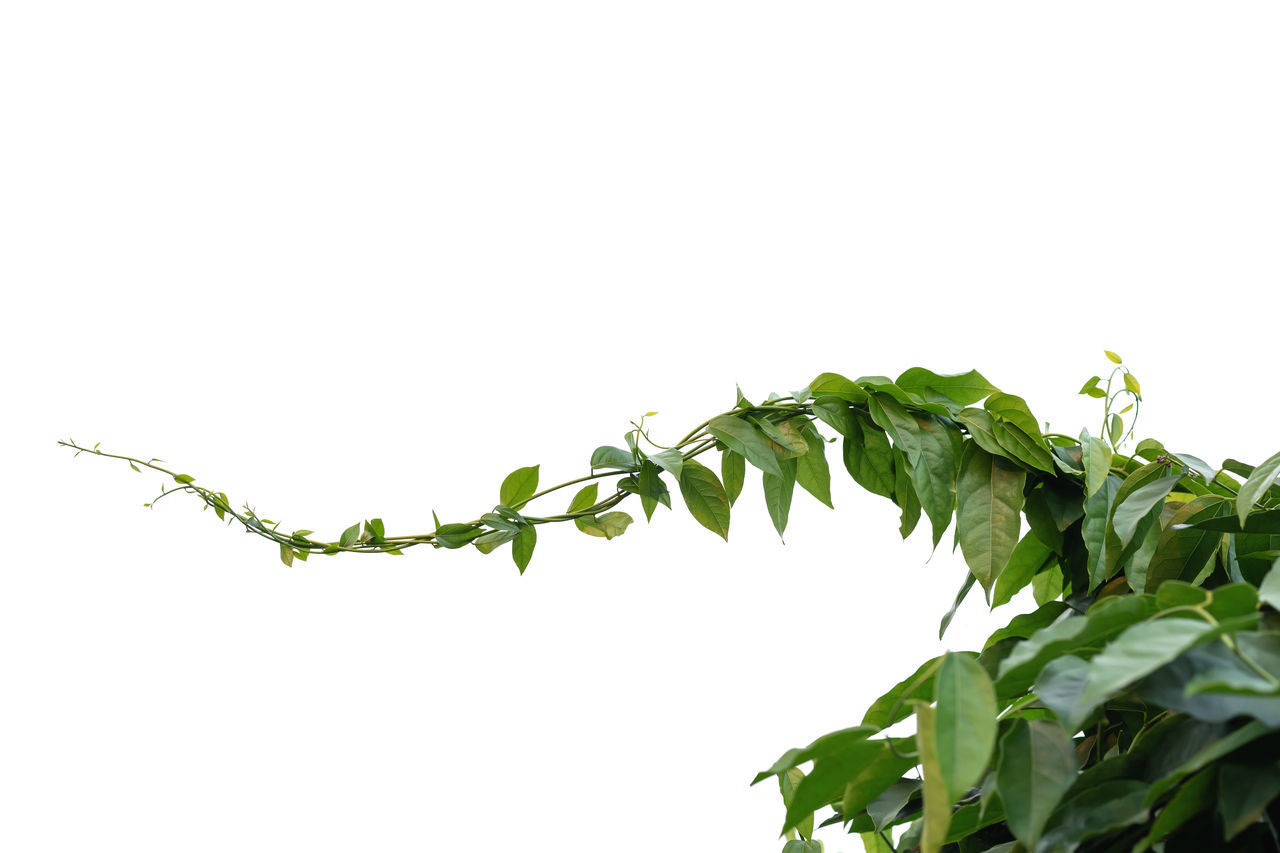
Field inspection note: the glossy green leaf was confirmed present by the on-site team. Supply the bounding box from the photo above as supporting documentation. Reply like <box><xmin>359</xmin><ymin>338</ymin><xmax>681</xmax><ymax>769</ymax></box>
<box><xmin>1144</xmin><ymin>496</ymin><xmax>1231</xmax><ymax>593</ymax></box>
<box><xmin>499</xmin><ymin>465</ymin><xmax>540</xmax><ymax>506</ymax></box>
<box><xmin>955</xmin><ymin>444</ymin><xmax>1026</xmax><ymax>593</ymax></box>
<box><xmin>707</xmin><ymin>415</ymin><xmax>782</xmax><ymax>479</ymax></box>
<box><xmin>1110</xmin><ymin>474</ymin><xmax>1180</xmax><ymax>547</ymax></box>
<box><xmin>1133</xmin><ymin>767</ymin><xmax>1214</xmax><ymax>851</ymax></box>
<box><xmin>753</xmin><ymin>725</ymin><xmax>879</xmax><ymax>785</ymax></box>
<box><xmin>1079</xmin><ymin>430</ymin><xmax>1113</xmax><ymax>499</ymax></box>
<box><xmin>1082</xmin><ymin>473</ymin><xmax>1122</xmax><ymax>589</ymax></box>
<box><xmin>783</xmin><ymin>738</ymin><xmax>910</xmax><ymax>834</ymax></box>
<box><xmin>996</xmin><ymin>718</ymin><xmax>1078</xmax><ymax>849</ymax></box>
<box><xmin>1238</xmin><ymin>449</ymin><xmax>1280</xmax><ymax>527</ymax></box>
<box><xmin>340</xmin><ymin>522</ymin><xmax>361</xmax><ymax>547</ymax></box>
<box><xmin>678</xmin><ymin>459</ymin><xmax>731</xmax><ymax>541</ymax></box>
<box><xmin>794</xmin><ymin>423</ymin><xmax>833</xmax><ymax>509</ymax></box>
<box><xmin>863</xmin><ymin>655</ymin><xmax>947</xmax><ymax>730</ymax></box>
<box><xmin>512</xmin><ymin>524</ymin><xmax>536</xmax><ymax>573</ymax></box>
<box><xmin>934</xmin><ymin>652</ymin><xmax>998</xmax><ymax>802</ymax></box>
<box><xmin>992</xmin><ymin>421</ymin><xmax>1055</xmax><ymax>474</ymax></box>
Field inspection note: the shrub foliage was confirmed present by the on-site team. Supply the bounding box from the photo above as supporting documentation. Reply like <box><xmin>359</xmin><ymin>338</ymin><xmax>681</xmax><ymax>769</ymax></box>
<box><xmin>63</xmin><ymin>355</ymin><xmax>1280</xmax><ymax>852</ymax></box>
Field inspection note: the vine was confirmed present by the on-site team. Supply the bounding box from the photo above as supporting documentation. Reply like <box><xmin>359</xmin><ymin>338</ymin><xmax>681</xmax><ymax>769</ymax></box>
<box><xmin>62</xmin><ymin>356</ymin><xmax>1280</xmax><ymax>852</ymax></box>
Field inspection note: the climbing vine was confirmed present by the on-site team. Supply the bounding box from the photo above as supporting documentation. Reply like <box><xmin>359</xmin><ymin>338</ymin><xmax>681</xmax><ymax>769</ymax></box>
<box><xmin>62</xmin><ymin>355</ymin><xmax>1280</xmax><ymax>852</ymax></box>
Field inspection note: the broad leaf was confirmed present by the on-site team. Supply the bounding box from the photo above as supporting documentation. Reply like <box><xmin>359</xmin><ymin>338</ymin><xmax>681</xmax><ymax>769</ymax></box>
<box><xmin>1238</xmin><ymin>449</ymin><xmax>1280</xmax><ymax>527</ymax></box>
<box><xmin>996</xmin><ymin>718</ymin><xmax>1078</xmax><ymax>850</ymax></box>
<box><xmin>707</xmin><ymin>415</ymin><xmax>783</xmax><ymax>479</ymax></box>
<box><xmin>933</xmin><ymin>652</ymin><xmax>998</xmax><ymax>802</ymax></box>
<box><xmin>955</xmin><ymin>444</ymin><xmax>1026</xmax><ymax>592</ymax></box>
<box><xmin>678</xmin><ymin>459</ymin><xmax>731</xmax><ymax>540</ymax></box>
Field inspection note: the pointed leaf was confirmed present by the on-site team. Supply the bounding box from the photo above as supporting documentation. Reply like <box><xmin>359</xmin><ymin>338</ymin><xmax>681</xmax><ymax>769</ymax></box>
<box><xmin>499</xmin><ymin>465</ymin><xmax>540</xmax><ymax>506</ymax></box>
<box><xmin>678</xmin><ymin>459</ymin><xmax>731</xmax><ymax>540</ymax></box>
<box><xmin>955</xmin><ymin>444</ymin><xmax>1026</xmax><ymax>592</ymax></box>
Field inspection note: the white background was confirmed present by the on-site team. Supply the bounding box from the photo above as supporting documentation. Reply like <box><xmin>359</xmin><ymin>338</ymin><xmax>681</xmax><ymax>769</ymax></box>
<box><xmin>3</xmin><ymin>3</ymin><xmax>1279</xmax><ymax>851</ymax></box>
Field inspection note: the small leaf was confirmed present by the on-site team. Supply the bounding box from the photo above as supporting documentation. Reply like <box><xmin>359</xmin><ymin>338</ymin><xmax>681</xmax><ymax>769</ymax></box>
<box><xmin>590</xmin><ymin>445</ymin><xmax>638</xmax><ymax>471</ymax></box>
<box><xmin>279</xmin><ymin>544</ymin><xmax>294</xmax><ymax>567</ymax></box>
<box><xmin>339</xmin><ymin>523</ymin><xmax>361</xmax><ymax>547</ymax></box>
<box><xmin>575</xmin><ymin>511</ymin><xmax>634</xmax><ymax>539</ymax></box>
<box><xmin>499</xmin><ymin>465</ymin><xmax>540</xmax><ymax>507</ymax></box>
<box><xmin>1123</xmin><ymin>372</ymin><xmax>1142</xmax><ymax>397</ymax></box>
<box><xmin>1104</xmin><ymin>349</ymin><xmax>1123</xmax><ymax>364</ymax></box>
<box><xmin>512</xmin><ymin>525</ymin><xmax>536</xmax><ymax>573</ymax></box>
<box><xmin>174</xmin><ymin>474</ymin><xmax>195</xmax><ymax>484</ymax></box>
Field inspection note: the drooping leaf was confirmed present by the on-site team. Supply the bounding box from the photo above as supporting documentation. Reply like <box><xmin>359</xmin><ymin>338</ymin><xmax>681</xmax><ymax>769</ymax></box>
<box><xmin>1082</xmin><ymin>473</ymin><xmax>1122</xmax><ymax>590</ymax></box>
<box><xmin>794</xmin><ymin>423</ymin><xmax>833</xmax><ymax>508</ymax></box>
<box><xmin>1144</xmin><ymin>496</ymin><xmax>1231</xmax><ymax>593</ymax></box>
<box><xmin>914</xmin><ymin>702</ymin><xmax>951</xmax><ymax>853</ymax></box>
<box><xmin>909</xmin><ymin>415</ymin><xmax>960</xmax><ymax>548</ymax></box>
<box><xmin>808</xmin><ymin>372</ymin><xmax>867</xmax><ymax>402</ymax></box>
<box><xmin>648</xmin><ymin>448</ymin><xmax>684</xmax><ymax>481</ymax></box>
<box><xmin>499</xmin><ymin>465</ymin><xmax>540</xmax><ymax>506</ymax></box>
<box><xmin>763</xmin><ymin>457</ymin><xmax>798</xmax><ymax>539</ymax></box>
<box><xmin>512</xmin><ymin>524</ymin><xmax>536</xmax><ymax>573</ymax></box>
<box><xmin>1110</xmin><ymin>474</ymin><xmax>1181</xmax><ymax>548</ymax></box>
<box><xmin>933</xmin><ymin>653</ymin><xmax>998</xmax><ymax>802</ymax></box>
<box><xmin>866</xmin><ymin>392</ymin><xmax>922</xmax><ymax>465</ymax></box>
<box><xmin>996</xmin><ymin>718</ymin><xmax>1078</xmax><ymax>850</ymax></box>
<box><xmin>843</xmin><ymin>414</ymin><xmax>896</xmax><ymax>500</ymax></box>
<box><xmin>678</xmin><ymin>459</ymin><xmax>731</xmax><ymax>540</ymax></box>
<box><xmin>707</xmin><ymin>415</ymin><xmax>783</xmax><ymax>479</ymax></box>
<box><xmin>991</xmin><ymin>532</ymin><xmax>1055</xmax><ymax>608</ymax></box>
<box><xmin>721</xmin><ymin>450</ymin><xmax>745</xmax><ymax>506</ymax></box>
<box><xmin>1080</xmin><ymin>430</ymin><xmax>1113</xmax><ymax>499</ymax></box>
<box><xmin>984</xmin><ymin>392</ymin><xmax>1045</xmax><ymax>441</ymax></box>
<box><xmin>810</xmin><ymin>395</ymin><xmax>856</xmax><ymax>437</ymax></box>
<box><xmin>955</xmin><ymin>444</ymin><xmax>1026</xmax><ymax>593</ymax></box>
<box><xmin>938</xmin><ymin>573</ymin><xmax>976</xmax><ymax>640</ymax></box>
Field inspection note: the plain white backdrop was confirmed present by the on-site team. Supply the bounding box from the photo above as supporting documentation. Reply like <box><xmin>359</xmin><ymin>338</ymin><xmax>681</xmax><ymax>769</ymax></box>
<box><xmin>3</xmin><ymin>3</ymin><xmax>1279</xmax><ymax>851</ymax></box>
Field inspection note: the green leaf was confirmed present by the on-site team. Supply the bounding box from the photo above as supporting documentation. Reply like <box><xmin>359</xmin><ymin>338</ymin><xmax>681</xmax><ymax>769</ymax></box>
<box><xmin>843</xmin><ymin>414</ymin><xmax>896</xmax><ymax>500</ymax></box>
<box><xmin>1080</xmin><ymin>430</ymin><xmax>1114</xmax><ymax>498</ymax></box>
<box><xmin>808</xmin><ymin>371</ymin><xmax>867</xmax><ymax>402</ymax></box>
<box><xmin>512</xmin><ymin>525</ymin><xmax>536</xmax><ymax>573</ymax></box>
<box><xmin>1144</xmin><ymin>496</ymin><xmax>1232</xmax><ymax>593</ymax></box>
<box><xmin>1107</xmin><ymin>412</ymin><xmax>1124</xmax><ymax>446</ymax></box>
<box><xmin>473</xmin><ymin>528</ymin><xmax>518</xmax><ymax>554</ymax></box>
<box><xmin>996</xmin><ymin>595</ymin><xmax>1159</xmax><ymax>698</ymax></box>
<box><xmin>915</xmin><ymin>702</ymin><xmax>951</xmax><ymax>853</ymax></box>
<box><xmin>721</xmin><ymin>450</ymin><xmax>745</xmax><ymax>506</ymax></box>
<box><xmin>984</xmin><ymin>392</ymin><xmax>1044</xmax><ymax>441</ymax></box>
<box><xmin>983</xmin><ymin>601</ymin><xmax>1070</xmax><ymax>651</ymax></box>
<box><xmin>1082</xmin><ymin>474</ymin><xmax>1122</xmax><ymax>589</ymax></box>
<box><xmin>779</xmin><ymin>769</ymin><xmax>814</xmax><ymax>841</ymax></box>
<box><xmin>499</xmin><ymin>465</ymin><xmax>540</xmax><ymax>506</ymax></box>
<box><xmin>678</xmin><ymin>459</ymin><xmax>731</xmax><ymax>541</ymax></box>
<box><xmin>1218</xmin><ymin>759</ymin><xmax>1280</xmax><ymax>840</ymax></box>
<box><xmin>340</xmin><ymin>522</ymin><xmax>361</xmax><ymax>547</ymax></box>
<box><xmin>1110</xmin><ymin>474</ymin><xmax>1180</xmax><ymax>548</ymax></box>
<box><xmin>1259</xmin><ymin>559</ymin><xmax>1280</xmax><ymax>611</ymax></box>
<box><xmin>866</xmin><ymin>392</ymin><xmax>922</xmax><ymax>465</ymax></box>
<box><xmin>992</xmin><ymin>421</ymin><xmax>1055</xmax><ymax>473</ymax></box>
<box><xmin>763</xmin><ymin>457</ymin><xmax>798</xmax><ymax>539</ymax></box>
<box><xmin>1032</xmin><ymin>568</ymin><xmax>1063</xmax><ymax>605</ymax></box>
<box><xmin>1133</xmin><ymin>768</ymin><xmax>1214</xmax><ymax>851</ymax></box>
<box><xmin>863</xmin><ymin>655</ymin><xmax>947</xmax><ymax>730</ymax></box>
<box><xmin>567</xmin><ymin>483</ymin><xmax>599</xmax><ymax>513</ymax></box>
<box><xmin>933</xmin><ymin>652</ymin><xmax>997</xmax><ymax>802</ymax></box>
<box><xmin>784</xmin><ymin>738</ymin><xmax>912</xmax><ymax>835</ymax></box>
<box><xmin>794</xmin><ymin>423</ymin><xmax>832</xmax><ymax>509</ymax></box>
<box><xmin>754</xmin><ymin>416</ymin><xmax>808</xmax><ymax>459</ymax></box>
<box><xmin>1078</xmin><ymin>375</ymin><xmax>1103</xmax><ymax>396</ymax></box>
<box><xmin>648</xmin><ymin>449</ymin><xmax>684</xmax><ymax>481</ymax></box>
<box><xmin>938</xmin><ymin>573</ymin><xmax>976</xmax><ymax>640</ymax></box>
<box><xmin>894</xmin><ymin>453</ymin><xmax>922</xmax><ymax>539</ymax></box>
<box><xmin>434</xmin><ymin>522</ymin><xmax>483</xmax><ymax>549</ymax></box>
<box><xmin>1105</xmin><ymin>349</ymin><xmax>1123</xmax><ymax>364</ymax></box>
<box><xmin>1037</xmin><ymin>780</ymin><xmax>1148</xmax><ymax>852</ymax></box>
<box><xmin>637</xmin><ymin>460</ymin><xmax>669</xmax><ymax>521</ymax></box>
<box><xmin>707</xmin><ymin>415</ymin><xmax>782</xmax><ymax>479</ymax></box>
<box><xmin>810</xmin><ymin>396</ymin><xmax>856</xmax><ymax>437</ymax></box>
<box><xmin>996</xmin><ymin>718</ymin><xmax>1078</xmax><ymax>850</ymax></box>
<box><xmin>955</xmin><ymin>444</ymin><xmax>1027</xmax><ymax>593</ymax></box>
<box><xmin>991</xmin><ymin>532</ymin><xmax>1055</xmax><ymax>608</ymax></box>
<box><xmin>279</xmin><ymin>543</ymin><xmax>294</xmax><ymax>566</ymax></box>
<box><xmin>859</xmin><ymin>832</ymin><xmax>894</xmax><ymax>853</ymax></box>
<box><xmin>910</xmin><ymin>416</ymin><xmax>960</xmax><ymax>548</ymax></box>
<box><xmin>574</xmin><ymin>511</ymin><xmax>633</xmax><ymax>539</ymax></box>
<box><xmin>1238</xmin><ymin>450</ymin><xmax>1280</xmax><ymax>528</ymax></box>
<box><xmin>895</xmin><ymin>367</ymin><xmax>997</xmax><ymax>406</ymax></box>
<box><xmin>1124</xmin><ymin>372</ymin><xmax>1142</xmax><ymax>397</ymax></box>
<box><xmin>173</xmin><ymin>474</ymin><xmax>195</xmax><ymax>484</ymax></box>
<box><xmin>753</xmin><ymin>725</ymin><xmax>879</xmax><ymax>785</ymax></box>
<box><xmin>590</xmin><ymin>446</ymin><xmax>638</xmax><ymax>471</ymax></box>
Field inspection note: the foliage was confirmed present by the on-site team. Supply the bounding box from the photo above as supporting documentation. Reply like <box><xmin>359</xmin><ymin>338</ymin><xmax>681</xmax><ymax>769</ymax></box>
<box><xmin>61</xmin><ymin>355</ymin><xmax>1280</xmax><ymax>852</ymax></box>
